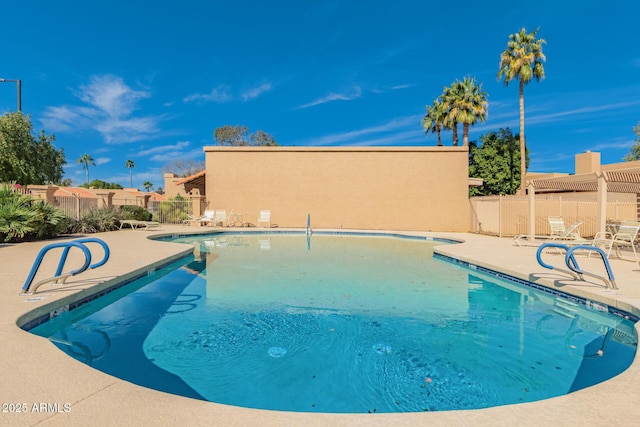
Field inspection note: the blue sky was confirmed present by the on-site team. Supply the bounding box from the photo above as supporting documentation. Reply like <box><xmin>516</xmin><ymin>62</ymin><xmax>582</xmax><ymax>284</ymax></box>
<box><xmin>2</xmin><ymin>1</ymin><xmax>639</xmax><ymax>190</ymax></box>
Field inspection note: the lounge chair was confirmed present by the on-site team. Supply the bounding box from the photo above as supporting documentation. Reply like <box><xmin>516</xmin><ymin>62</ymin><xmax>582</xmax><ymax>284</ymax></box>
<box><xmin>514</xmin><ymin>216</ymin><xmax>586</xmax><ymax>246</ymax></box>
<box><xmin>211</xmin><ymin>209</ymin><xmax>227</xmax><ymax>227</ymax></box>
<box><xmin>257</xmin><ymin>210</ymin><xmax>271</xmax><ymax>228</ymax></box>
<box><xmin>197</xmin><ymin>210</ymin><xmax>216</xmax><ymax>226</ymax></box>
<box><xmin>119</xmin><ymin>220</ymin><xmax>161</xmax><ymax>230</ymax></box>
<box><xmin>592</xmin><ymin>220</ymin><xmax>640</xmax><ymax>261</ymax></box>
<box><xmin>182</xmin><ymin>212</ymin><xmax>211</xmax><ymax>226</ymax></box>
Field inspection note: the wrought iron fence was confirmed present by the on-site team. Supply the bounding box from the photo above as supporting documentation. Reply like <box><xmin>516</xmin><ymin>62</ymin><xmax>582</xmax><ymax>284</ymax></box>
<box><xmin>148</xmin><ymin>199</ymin><xmax>192</xmax><ymax>224</ymax></box>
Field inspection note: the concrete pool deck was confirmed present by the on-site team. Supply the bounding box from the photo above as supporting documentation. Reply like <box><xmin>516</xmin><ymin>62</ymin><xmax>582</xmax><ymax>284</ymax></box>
<box><xmin>0</xmin><ymin>226</ymin><xmax>639</xmax><ymax>426</ymax></box>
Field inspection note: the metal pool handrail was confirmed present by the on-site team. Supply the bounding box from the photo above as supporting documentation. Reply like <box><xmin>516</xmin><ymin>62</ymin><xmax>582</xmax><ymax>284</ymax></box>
<box><xmin>536</xmin><ymin>242</ymin><xmax>617</xmax><ymax>289</ymax></box>
<box><xmin>536</xmin><ymin>242</ymin><xmax>583</xmax><ymax>281</ymax></box>
<box><xmin>21</xmin><ymin>238</ymin><xmax>110</xmax><ymax>295</ymax></box>
<box><xmin>566</xmin><ymin>245</ymin><xmax>617</xmax><ymax>290</ymax></box>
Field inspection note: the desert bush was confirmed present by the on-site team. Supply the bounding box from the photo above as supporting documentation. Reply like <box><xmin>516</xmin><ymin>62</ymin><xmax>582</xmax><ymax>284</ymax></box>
<box><xmin>120</xmin><ymin>205</ymin><xmax>152</xmax><ymax>221</ymax></box>
<box><xmin>65</xmin><ymin>206</ymin><xmax>123</xmax><ymax>234</ymax></box>
<box><xmin>0</xmin><ymin>182</ymin><xmax>67</xmax><ymax>242</ymax></box>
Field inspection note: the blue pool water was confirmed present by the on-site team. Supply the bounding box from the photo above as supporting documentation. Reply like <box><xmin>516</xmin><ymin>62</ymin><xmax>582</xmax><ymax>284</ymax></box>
<box><xmin>30</xmin><ymin>233</ymin><xmax>637</xmax><ymax>413</ymax></box>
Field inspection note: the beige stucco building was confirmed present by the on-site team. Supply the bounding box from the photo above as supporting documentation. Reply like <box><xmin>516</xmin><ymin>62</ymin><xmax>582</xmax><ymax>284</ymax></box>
<box><xmin>201</xmin><ymin>146</ymin><xmax>471</xmax><ymax>231</ymax></box>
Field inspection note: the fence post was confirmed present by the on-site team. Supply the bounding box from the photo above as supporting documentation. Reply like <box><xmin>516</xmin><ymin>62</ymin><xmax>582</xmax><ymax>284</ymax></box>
<box><xmin>528</xmin><ymin>183</ymin><xmax>536</xmax><ymax>239</ymax></box>
<box><xmin>190</xmin><ymin>190</ymin><xmax>205</xmax><ymax>226</ymax></box>
<box><xmin>75</xmin><ymin>194</ymin><xmax>80</xmax><ymax>220</ymax></box>
<box><xmin>559</xmin><ymin>195</ymin><xmax>562</xmax><ymax>218</ymax></box>
<box><xmin>596</xmin><ymin>175</ymin><xmax>607</xmax><ymax>235</ymax></box>
<box><xmin>94</xmin><ymin>191</ymin><xmax>114</xmax><ymax>209</ymax></box>
<box><xmin>135</xmin><ymin>194</ymin><xmax>151</xmax><ymax>208</ymax></box>
<box><xmin>498</xmin><ymin>195</ymin><xmax>502</xmax><ymax>237</ymax></box>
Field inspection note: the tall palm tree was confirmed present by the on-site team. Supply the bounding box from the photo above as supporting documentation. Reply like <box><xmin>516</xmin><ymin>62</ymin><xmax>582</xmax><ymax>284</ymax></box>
<box><xmin>142</xmin><ymin>181</ymin><xmax>153</xmax><ymax>192</ymax></box>
<box><xmin>421</xmin><ymin>99</ymin><xmax>448</xmax><ymax>146</ymax></box>
<box><xmin>125</xmin><ymin>159</ymin><xmax>135</xmax><ymax>187</ymax></box>
<box><xmin>76</xmin><ymin>154</ymin><xmax>95</xmax><ymax>184</ymax></box>
<box><xmin>498</xmin><ymin>27</ymin><xmax>546</xmax><ymax>194</ymax></box>
<box><xmin>451</xmin><ymin>77</ymin><xmax>488</xmax><ymax>146</ymax></box>
<box><xmin>440</xmin><ymin>83</ymin><xmax>463</xmax><ymax>146</ymax></box>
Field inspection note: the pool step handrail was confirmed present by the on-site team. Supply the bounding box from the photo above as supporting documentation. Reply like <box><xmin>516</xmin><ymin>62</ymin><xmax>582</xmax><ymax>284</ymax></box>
<box><xmin>55</xmin><ymin>237</ymin><xmax>111</xmax><ymax>275</ymax></box>
<box><xmin>565</xmin><ymin>245</ymin><xmax>617</xmax><ymax>290</ymax></box>
<box><xmin>536</xmin><ymin>243</ymin><xmax>583</xmax><ymax>281</ymax></box>
<box><xmin>536</xmin><ymin>242</ymin><xmax>617</xmax><ymax>290</ymax></box>
<box><xmin>306</xmin><ymin>213</ymin><xmax>312</xmax><ymax>236</ymax></box>
<box><xmin>21</xmin><ymin>238</ymin><xmax>111</xmax><ymax>295</ymax></box>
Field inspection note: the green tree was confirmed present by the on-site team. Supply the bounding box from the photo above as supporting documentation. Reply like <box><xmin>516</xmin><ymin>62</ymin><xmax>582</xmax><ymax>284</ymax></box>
<box><xmin>421</xmin><ymin>99</ymin><xmax>448</xmax><ymax>146</ymax></box>
<box><xmin>469</xmin><ymin>128</ymin><xmax>529</xmax><ymax>196</ymax></box>
<box><xmin>143</xmin><ymin>181</ymin><xmax>153</xmax><ymax>192</ymax></box>
<box><xmin>622</xmin><ymin>121</ymin><xmax>640</xmax><ymax>161</ymax></box>
<box><xmin>77</xmin><ymin>154</ymin><xmax>95</xmax><ymax>184</ymax></box>
<box><xmin>161</xmin><ymin>159</ymin><xmax>206</xmax><ymax>177</ymax></box>
<box><xmin>213</xmin><ymin>125</ymin><xmax>278</xmax><ymax>146</ymax></box>
<box><xmin>497</xmin><ymin>27</ymin><xmax>546</xmax><ymax>194</ymax></box>
<box><xmin>125</xmin><ymin>159</ymin><xmax>135</xmax><ymax>187</ymax></box>
<box><xmin>0</xmin><ymin>112</ymin><xmax>65</xmax><ymax>184</ymax></box>
<box><xmin>79</xmin><ymin>179</ymin><xmax>123</xmax><ymax>189</ymax></box>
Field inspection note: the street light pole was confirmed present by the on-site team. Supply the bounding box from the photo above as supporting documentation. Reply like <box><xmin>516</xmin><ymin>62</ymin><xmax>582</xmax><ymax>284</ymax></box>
<box><xmin>0</xmin><ymin>78</ymin><xmax>21</xmax><ymax>112</ymax></box>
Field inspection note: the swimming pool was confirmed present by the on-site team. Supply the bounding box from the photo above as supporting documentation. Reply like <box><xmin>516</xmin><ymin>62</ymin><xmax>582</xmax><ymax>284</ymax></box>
<box><xmin>29</xmin><ymin>233</ymin><xmax>637</xmax><ymax>413</ymax></box>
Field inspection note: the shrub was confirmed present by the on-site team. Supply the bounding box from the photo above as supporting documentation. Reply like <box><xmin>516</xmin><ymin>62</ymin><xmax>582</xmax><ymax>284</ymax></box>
<box><xmin>65</xmin><ymin>206</ymin><xmax>123</xmax><ymax>234</ymax></box>
<box><xmin>120</xmin><ymin>205</ymin><xmax>152</xmax><ymax>221</ymax></box>
<box><xmin>0</xmin><ymin>182</ymin><xmax>67</xmax><ymax>242</ymax></box>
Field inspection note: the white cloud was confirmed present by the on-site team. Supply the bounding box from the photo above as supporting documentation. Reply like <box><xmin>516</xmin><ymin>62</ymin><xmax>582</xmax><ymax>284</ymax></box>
<box><xmin>526</xmin><ymin>100</ymin><xmax>640</xmax><ymax>126</ymax></box>
<box><xmin>183</xmin><ymin>85</ymin><xmax>232</xmax><ymax>104</ymax></box>
<box><xmin>184</xmin><ymin>81</ymin><xmax>273</xmax><ymax>104</ymax></box>
<box><xmin>41</xmin><ymin>74</ymin><xmax>163</xmax><ymax>144</ymax></box>
<box><xmin>138</xmin><ymin>141</ymin><xmax>191</xmax><ymax>156</ymax></box>
<box><xmin>149</xmin><ymin>148</ymin><xmax>203</xmax><ymax>162</ymax></box>
<box><xmin>241</xmin><ymin>82</ymin><xmax>272</xmax><ymax>101</ymax></box>
<box><xmin>95</xmin><ymin>157</ymin><xmax>111</xmax><ymax>166</ymax></box>
<box><xmin>588</xmin><ymin>137</ymin><xmax>636</xmax><ymax>151</ymax></box>
<box><xmin>76</xmin><ymin>75</ymin><xmax>150</xmax><ymax>118</ymax></box>
<box><xmin>389</xmin><ymin>84</ymin><xmax>413</xmax><ymax>90</ymax></box>
<box><xmin>297</xmin><ymin>86</ymin><xmax>362</xmax><ymax>109</ymax></box>
<box><xmin>300</xmin><ymin>115</ymin><xmax>420</xmax><ymax>146</ymax></box>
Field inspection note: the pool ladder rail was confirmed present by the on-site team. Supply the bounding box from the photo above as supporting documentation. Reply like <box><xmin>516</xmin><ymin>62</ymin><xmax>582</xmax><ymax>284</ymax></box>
<box><xmin>21</xmin><ymin>237</ymin><xmax>110</xmax><ymax>295</ymax></box>
<box><xmin>536</xmin><ymin>242</ymin><xmax>617</xmax><ymax>290</ymax></box>
<box><xmin>306</xmin><ymin>213</ymin><xmax>312</xmax><ymax>236</ymax></box>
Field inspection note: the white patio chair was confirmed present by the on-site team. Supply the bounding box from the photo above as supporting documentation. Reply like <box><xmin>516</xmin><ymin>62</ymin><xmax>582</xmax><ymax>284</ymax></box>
<box><xmin>198</xmin><ymin>210</ymin><xmax>216</xmax><ymax>226</ymax></box>
<box><xmin>594</xmin><ymin>220</ymin><xmax>640</xmax><ymax>261</ymax></box>
<box><xmin>514</xmin><ymin>216</ymin><xmax>585</xmax><ymax>246</ymax></box>
<box><xmin>183</xmin><ymin>211</ymin><xmax>210</xmax><ymax>226</ymax></box>
<box><xmin>257</xmin><ymin>210</ymin><xmax>271</xmax><ymax>228</ymax></box>
<box><xmin>212</xmin><ymin>209</ymin><xmax>227</xmax><ymax>227</ymax></box>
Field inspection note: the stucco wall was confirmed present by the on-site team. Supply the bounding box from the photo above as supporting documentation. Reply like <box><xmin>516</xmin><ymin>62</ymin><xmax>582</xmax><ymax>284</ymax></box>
<box><xmin>204</xmin><ymin>146</ymin><xmax>470</xmax><ymax>232</ymax></box>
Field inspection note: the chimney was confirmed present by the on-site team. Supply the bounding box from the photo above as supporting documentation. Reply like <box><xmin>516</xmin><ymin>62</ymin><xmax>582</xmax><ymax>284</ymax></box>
<box><xmin>575</xmin><ymin>150</ymin><xmax>600</xmax><ymax>174</ymax></box>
